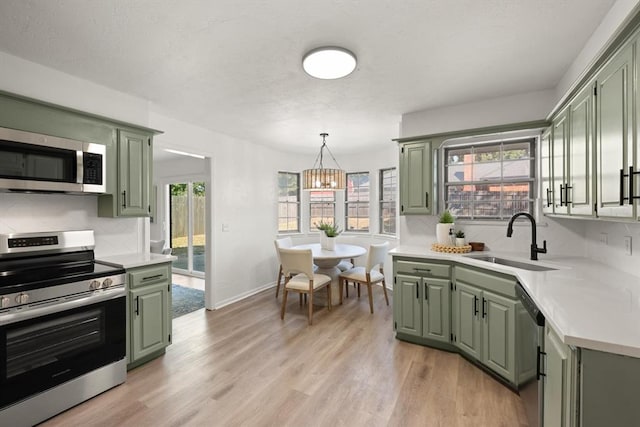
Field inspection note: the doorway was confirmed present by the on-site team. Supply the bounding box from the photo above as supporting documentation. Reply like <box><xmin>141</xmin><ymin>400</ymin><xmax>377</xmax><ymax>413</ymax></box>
<box><xmin>169</xmin><ymin>181</ymin><xmax>206</xmax><ymax>277</ymax></box>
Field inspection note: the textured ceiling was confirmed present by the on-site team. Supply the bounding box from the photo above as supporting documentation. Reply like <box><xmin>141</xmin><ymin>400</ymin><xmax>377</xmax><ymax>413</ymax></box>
<box><xmin>0</xmin><ymin>0</ymin><xmax>617</xmax><ymax>155</ymax></box>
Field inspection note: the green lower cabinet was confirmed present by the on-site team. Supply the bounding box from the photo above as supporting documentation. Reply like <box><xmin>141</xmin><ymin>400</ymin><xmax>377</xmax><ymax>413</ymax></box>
<box><xmin>130</xmin><ymin>282</ymin><xmax>170</xmax><ymax>361</ymax></box>
<box><xmin>482</xmin><ymin>290</ymin><xmax>516</xmax><ymax>383</ymax></box>
<box><xmin>543</xmin><ymin>325</ymin><xmax>576</xmax><ymax>427</ymax></box>
<box><xmin>126</xmin><ymin>262</ymin><xmax>173</xmax><ymax>369</ymax></box>
<box><xmin>454</xmin><ymin>281</ymin><xmax>482</xmax><ymax>360</ymax></box>
<box><xmin>422</xmin><ymin>277</ymin><xmax>451</xmax><ymax>343</ymax></box>
<box><xmin>395</xmin><ymin>273</ymin><xmax>422</xmax><ymax>336</ymax></box>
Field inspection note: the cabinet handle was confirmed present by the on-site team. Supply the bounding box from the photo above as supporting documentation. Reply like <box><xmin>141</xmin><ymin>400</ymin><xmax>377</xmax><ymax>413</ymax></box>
<box><xmin>143</xmin><ymin>274</ymin><xmax>163</xmax><ymax>281</ymax></box>
<box><xmin>620</xmin><ymin>168</ymin><xmax>625</xmax><ymax>205</ymax></box>
<box><xmin>629</xmin><ymin>166</ymin><xmax>635</xmax><ymax>206</ymax></box>
<box><xmin>564</xmin><ymin>183</ymin><xmax>572</xmax><ymax>206</ymax></box>
<box><xmin>424</xmin><ymin>283</ymin><xmax>428</xmax><ymax>301</ymax></box>
<box><xmin>413</xmin><ymin>268</ymin><xmax>431</xmax><ymax>274</ymax></box>
<box><xmin>482</xmin><ymin>298</ymin><xmax>487</xmax><ymax>318</ymax></box>
<box><xmin>122</xmin><ymin>190</ymin><xmax>127</xmax><ymax>208</ymax></box>
<box><xmin>545</xmin><ymin>188</ymin><xmax>551</xmax><ymax>207</ymax></box>
<box><xmin>537</xmin><ymin>346</ymin><xmax>547</xmax><ymax>379</ymax></box>
<box><xmin>425</xmin><ymin>192</ymin><xmax>429</xmax><ymax>208</ymax></box>
<box><xmin>473</xmin><ymin>296</ymin><xmax>478</xmax><ymax>316</ymax></box>
<box><xmin>135</xmin><ymin>296</ymin><xmax>139</xmax><ymax>315</ymax></box>
<box><xmin>559</xmin><ymin>184</ymin><xmax>564</xmax><ymax>207</ymax></box>
<box><xmin>416</xmin><ymin>282</ymin><xmax>419</xmax><ymax>299</ymax></box>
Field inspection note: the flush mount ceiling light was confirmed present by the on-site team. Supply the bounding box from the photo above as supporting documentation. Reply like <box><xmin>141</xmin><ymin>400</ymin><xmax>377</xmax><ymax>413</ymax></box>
<box><xmin>302</xmin><ymin>133</ymin><xmax>346</xmax><ymax>190</ymax></box>
<box><xmin>302</xmin><ymin>47</ymin><xmax>357</xmax><ymax>79</ymax></box>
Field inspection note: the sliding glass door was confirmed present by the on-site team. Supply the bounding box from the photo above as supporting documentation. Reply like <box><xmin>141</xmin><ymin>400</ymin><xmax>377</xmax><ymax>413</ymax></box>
<box><xmin>169</xmin><ymin>182</ymin><xmax>206</xmax><ymax>277</ymax></box>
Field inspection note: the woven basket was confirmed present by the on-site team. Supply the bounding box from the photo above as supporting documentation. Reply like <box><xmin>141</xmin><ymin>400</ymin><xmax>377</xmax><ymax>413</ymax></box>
<box><xmin>431</xmin><ymin>243</ymin><xmax>472</xmax><ymax>254</ymax></box>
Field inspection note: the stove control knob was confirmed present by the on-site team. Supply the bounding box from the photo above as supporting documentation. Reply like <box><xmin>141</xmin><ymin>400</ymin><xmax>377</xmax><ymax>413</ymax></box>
<box><xmin>0</xmin><ymin>296</ymin><xmax>10</xmax><ymax>308</ymax></box>
<box><xmin>15</xmin><ymin>293</ymin><xmax>29</xmax><ymax>304</ymax></box>
<box><xmin>102</xmin><ymin>278</ymin><xmax>113</xmax><ymax>288</ymax></box>
<box><xmin>89</xmin><ymin>280</ymin><xmax>101</xmax><ymax>290</ymax></box>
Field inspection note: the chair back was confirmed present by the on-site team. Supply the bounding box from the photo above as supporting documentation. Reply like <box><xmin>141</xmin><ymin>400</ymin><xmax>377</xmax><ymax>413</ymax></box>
<box><xmin>274</xmin><ymin>237</ymin><xmax>294</xmax><ymax>264</ymax></box>
<box><xmin>366</xmin><ymin>241</ymin><xmax>390</xmax><ymax>272</ymax></box>
<box><xmin>278</xmin><ymin>248</ymin><xmax>314</xmax><ymax>279</ymax></box>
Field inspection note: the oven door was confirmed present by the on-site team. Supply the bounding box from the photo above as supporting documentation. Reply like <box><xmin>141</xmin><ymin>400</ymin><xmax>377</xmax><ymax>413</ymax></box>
<box><xmin>0</xmin><ymin>292</ymin><xmax>125</xmax><ymax>409</ymax></box>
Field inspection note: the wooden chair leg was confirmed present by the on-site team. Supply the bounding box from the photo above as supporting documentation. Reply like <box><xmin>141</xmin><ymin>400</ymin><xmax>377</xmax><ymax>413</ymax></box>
<box><xmin>280</xmin><ymin>288</ymin><xmax>288</xmax><ymax>320</ymax></box>
<box><xmin>345</xmin><ymin>280</ymin><xmax>349</xmax><ymax>298</ymax></box>
<box><xmin>382</xmin><ymin>279</ymin><xmax>389</xmax><ymax>306</ymax></box>
<box><xmin>367</xmin><ymin>282</ymin><xmax>374</xmax><ymax>314</ymax></box>
<box><xmin>327</xmin><ymin>283</ymin><xmax>332</xmax><ymax>311</ymax></box>
<box><xmin>308</xmin><ymin>292</ymin><xmax>313</xmax><ymax>325</ymax></box>
<box><xmin>299</xmin><ymin>294</ymin><xmax>303</xmax><ymax>306</ymax></box>
<box><xmin>357</xmin><ymin>283</ymin><xmax>361</xmax><ymax>298</ymax></box>
<box><xmin>276</xmin><ymin>265</ymin><xmax>283</xmax><ymax>298</ymax></box>
<box><xmin>339</xmin><ymin>277</ymin><xmax>344</xmax><ymax>305</ymax></box>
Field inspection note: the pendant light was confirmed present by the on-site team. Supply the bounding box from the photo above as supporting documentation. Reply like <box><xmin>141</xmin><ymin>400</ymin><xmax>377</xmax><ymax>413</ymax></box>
<box><xmin>302</xmin><ymin>133</ymin><xmax>346</xmax><ymax>190</ymax></box>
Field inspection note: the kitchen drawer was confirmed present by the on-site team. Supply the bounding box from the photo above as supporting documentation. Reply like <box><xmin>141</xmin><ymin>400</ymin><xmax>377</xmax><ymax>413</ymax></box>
<box><xmin>129</xmin><ymin>264</ymin><xmax>170</xmax><ymax>289</ymax></box>
<box><xmin>395</xmin><ymin>259</ymin><xmax>451</xmax><ymax>278</ymax></box>
<box><xmin>455</xmin><ymin>266</ymin><xmax>517</xmax><ymax>298</ymax></box>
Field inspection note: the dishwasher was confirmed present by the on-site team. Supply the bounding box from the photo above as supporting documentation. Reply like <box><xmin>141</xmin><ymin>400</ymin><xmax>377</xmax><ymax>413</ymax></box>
<box><xmin>515</xmin><ymin>282</ymin><xmax>545</xmax><ymax>427</ymax></box>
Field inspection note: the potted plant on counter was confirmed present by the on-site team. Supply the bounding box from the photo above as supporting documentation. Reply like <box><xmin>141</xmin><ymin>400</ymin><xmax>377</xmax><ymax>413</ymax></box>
<box><xmin>436</xmin><ymin>210</ymin><xmax>455</xmax><ymax>245</ymax></box>
<box><xmin>315</xmin><ymin>221</ymin><xmax>342</xmax><ymax>251</ymax></box>
<box><xmin>455</xmin><ymin>230</ymin><xmax>465</xmax><ymax>247</ymax></box>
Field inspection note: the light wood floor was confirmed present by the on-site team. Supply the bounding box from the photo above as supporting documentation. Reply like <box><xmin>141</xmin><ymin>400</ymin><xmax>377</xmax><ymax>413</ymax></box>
<box><xmin>42</xmin><ymin>285</ymin><xmax>528</xmax><ymax>427</ymax></box>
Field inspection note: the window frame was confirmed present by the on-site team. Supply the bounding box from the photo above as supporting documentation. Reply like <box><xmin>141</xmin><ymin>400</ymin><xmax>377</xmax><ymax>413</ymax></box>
<box><xmin>442</xmin><ymin>138</ymin><xmax>536</xmax><ymax>220</ymax></box>
<box><xmin>309</xmin><ymin>190</ymin><xmax>336</xmax><ymax>231</ymax></box>
<box><xmin>379</xmin><ymin>167</ymin><xmax>397</xmax><ymax>235</ymax></box>
<box><xmin>345</xmin><ymin>171</ymin><xmax>370</xmax><ymax>233</ymax></box>
<box><xmin>277</xmin><ymin>171</ymin><xmax>300</xmax><ymax>233</ymax></box>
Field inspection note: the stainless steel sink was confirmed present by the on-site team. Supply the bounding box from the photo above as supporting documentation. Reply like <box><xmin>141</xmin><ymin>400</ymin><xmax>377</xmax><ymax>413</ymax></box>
<box><xmin>465</xmin><ymin>255</ymin><xmax>557</xmax><ymax>271</ymax></box>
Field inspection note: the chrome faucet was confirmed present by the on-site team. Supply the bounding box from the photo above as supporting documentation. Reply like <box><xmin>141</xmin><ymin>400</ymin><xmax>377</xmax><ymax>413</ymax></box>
<box><xmin>506</xmin><ymin>212</ymin><xmax>547</xmax><ymax>261</ymax></box>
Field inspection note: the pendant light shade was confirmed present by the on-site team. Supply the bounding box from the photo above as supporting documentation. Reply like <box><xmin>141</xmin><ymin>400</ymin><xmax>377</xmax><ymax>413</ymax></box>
<box><xmin>302</xmin><ymin>133</ymin><xmax>346</xmax><ymax>190</ymax></box>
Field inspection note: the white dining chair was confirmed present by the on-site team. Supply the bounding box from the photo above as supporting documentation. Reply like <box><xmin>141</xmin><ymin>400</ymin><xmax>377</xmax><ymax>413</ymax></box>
<box><xmin>273</xmin><ymin>237</ymin><xmax>294</xmax><ymax>298</ymax></box>
<box><xmin>338</xmin><ymin>242</ymin><xmax>390</xmax><ymax>313</ymax></box>
<box><xmin>278</xmin><ymin>248</ymin><xmax>332</xmax><ymax>325</ymax></box>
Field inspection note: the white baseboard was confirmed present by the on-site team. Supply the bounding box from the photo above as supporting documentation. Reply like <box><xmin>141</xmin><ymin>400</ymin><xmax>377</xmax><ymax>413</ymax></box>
<box><xmin>212</xmin><ymin>281</ymin><xmax>277</xmax><ymax>310</ymax></box>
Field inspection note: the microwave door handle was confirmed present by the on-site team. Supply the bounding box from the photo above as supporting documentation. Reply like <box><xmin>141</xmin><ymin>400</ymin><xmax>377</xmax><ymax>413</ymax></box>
<box><xmin>76</xmin><ymin>150</ymin><xmax>84</xmax><ymax>184</ymax></box>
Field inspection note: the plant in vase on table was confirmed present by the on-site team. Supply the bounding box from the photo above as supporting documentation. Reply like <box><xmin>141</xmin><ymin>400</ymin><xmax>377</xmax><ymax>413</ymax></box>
<box><xmin>436</xmin><ymin>210</ymin><xmax>455</xmax><ymax>245</ymax></box>
<box><xmin>315</xmin><ymin>221</ymin><xmax>342</xmax><ymax>251</ymax></box>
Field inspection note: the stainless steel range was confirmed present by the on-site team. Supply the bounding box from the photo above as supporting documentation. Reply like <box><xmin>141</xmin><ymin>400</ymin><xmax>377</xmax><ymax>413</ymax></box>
<box><xmin>0</xmin><ymin>230</ymin><xmax>127</xmax><ymax>427</ymax></box>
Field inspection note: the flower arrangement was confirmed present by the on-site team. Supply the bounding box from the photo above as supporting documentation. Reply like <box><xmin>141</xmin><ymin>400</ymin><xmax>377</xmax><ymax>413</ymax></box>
<box><xmin>315</xmin><ymin>220</ymin><xmax>342</xmax><ymax>237</ymax></box>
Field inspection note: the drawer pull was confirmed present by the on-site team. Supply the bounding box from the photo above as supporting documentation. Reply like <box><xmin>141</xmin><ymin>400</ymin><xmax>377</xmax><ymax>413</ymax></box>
<box><xmin>413</xmin><ymin>268</ymin><xmax>431</xmax><ymax>273</ymax></box>
<box><xmin>142</xmin><ymin>274</ymin><xmax>164</xmax><ymax>281</ymax></box>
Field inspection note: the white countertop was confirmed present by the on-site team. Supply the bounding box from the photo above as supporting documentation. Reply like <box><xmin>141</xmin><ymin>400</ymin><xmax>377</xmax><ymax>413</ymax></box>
<box><xmin>98</xmin><ymin>252</ymin><xmax>176</xmax><ymax>269</ymax></box>
<box><xmin>391</xmin><ymin>246</ymin><xmax>640</xmax><ymax>358</ymax></box>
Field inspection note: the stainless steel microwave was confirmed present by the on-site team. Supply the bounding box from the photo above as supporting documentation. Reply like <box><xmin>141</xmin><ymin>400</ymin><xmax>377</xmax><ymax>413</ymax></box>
<box><xmin>0</xmin><ymin>126</ymin><xmax>106</xmax><ymax>194</ymax></box>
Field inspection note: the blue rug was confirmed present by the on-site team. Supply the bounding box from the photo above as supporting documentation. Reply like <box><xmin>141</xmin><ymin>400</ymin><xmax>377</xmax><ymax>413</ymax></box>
<box><xmin>172</xmin><ymin>284</ymin><xmax>205</xmax><ymax>318</ymax></box>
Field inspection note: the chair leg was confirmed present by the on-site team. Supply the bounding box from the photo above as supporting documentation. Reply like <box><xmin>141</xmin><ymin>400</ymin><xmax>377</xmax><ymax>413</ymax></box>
<box><xmin>276</xmin><ymin>265</ymin><xmax>283</xmax><ymax>298</ymax></box>
<box><xmin>382</xmin><ymin>279</ymin><xmax>389</xmax><ymax>306</ymax></box>
<box><xmin>367</xmin><ymin>282</ymin><xmax>374</xmax><ymax>314</ymax></box>
<box><xmin>280</xmin><ymin>288</ymin><xmax>288</xmax><ymax>320</ymax></box>
<box><xmin>339</xmin><ymin>277</ymin><xmax>343</xmax><ymax>304</ymax></box>
<box><xmin>308</xmin><ymin>292</ymin><xmax>313</xmax><ymax>325</ymax></box>
<box><xmin>357</xmin><ymin>283</ymin><xmax>361</xmax><ymax>298</ymax></box>
<box><xmin>299</xmin><ymin>293</ymin><xmax>303</xmax><ymax>306</ymax></box>
<box><xmin>327</xmin><ymin>283</ymin><xmax>332</xmax><ymax>311</ymax></box>
<box><xmin>345</xmin><ymin>280</ymin><xmax>349</xmax><ymax>298</ymax></box>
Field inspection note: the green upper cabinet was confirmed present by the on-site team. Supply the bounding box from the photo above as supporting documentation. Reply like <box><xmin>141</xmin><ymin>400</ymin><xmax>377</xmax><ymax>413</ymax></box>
<box><xmin>541</xmin><ymin>129</ymin><xmax>554</xmax><ymax>214</ymax></box>
<box><xmin>568</xmin><ymin>83</ymin><xmax>595</xmax><ymax>216</ymax></box>
<box><xmin>400</xmin><ymin>140</ymin><xmax>432</xmax><ymax>215</ymax></box>
<box><xmin>595</xmin><ymin>41</ymin><xmax>634</xmax><ymax>219</ymax></box>
<box><xmin>99</xmin><ymin>129</ymin><xmax>153</xmax><ymax>217</ymax></box>
<box><xmin>551</xmin><ymin>108</ymin><xmax>569</xmax><ymax>215</ymax></box>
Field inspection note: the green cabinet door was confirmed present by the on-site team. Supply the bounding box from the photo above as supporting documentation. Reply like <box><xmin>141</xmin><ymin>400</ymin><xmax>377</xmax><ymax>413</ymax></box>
<box><xmin>400</xmin><ymin>141</ymin><xmax>432</xmax><ymax>215</ymax></box>
<box><xmin>130</xmin><ymin>282</ymin><xmax>170</xmax><ymax>362</ymax></box>
<box><xmin>595</xmin><ymin>42</ymin><xmax>634</xmax><ymax>219</ymax></box>
<box><xmin>118</xmin><ymin>129</ymin><xmax>151</xmax><ymax>216</ymax></box>
<box><xmin>396</xmin><ymin>273</ymin><xmax>422</xmax><ymax>337</ymax></box>
<box><xmin>454</xmin><ymin>281</ymin><xmax>481</xmax><ymax>360</ymax></box>
<box><xmin>421</xmin><ymin>277</ymin><xmax>450</xmax><ymax>343</ymax></box>
<box><xmin>543</xmin><ymin>325</ymin><xmax>576</xmax><ymax>427</ymax></box>
<box><xmin>568</xmin><ymin>83</ymin><xmax>595</xmax><ymax>216</ymax></box>
<box><xmin>482</xmin><ymin>290</ymin><xmax>516</xmax><ymax>383</ymax></box>
<box><xmin>552</xmin><ymin>108</ymin><xmax>569</xmax><ymax>215</ymax></box>
<box><xmin>541</xmin><ymin>128</ymin><xmax>554</xmax><ymax>214</ymax></box>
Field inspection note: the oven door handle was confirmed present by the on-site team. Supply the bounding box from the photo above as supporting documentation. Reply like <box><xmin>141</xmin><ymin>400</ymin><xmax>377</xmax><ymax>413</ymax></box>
<box><xmin>0</xmin><ymin>287</ymin><xmax>125</xmax><ymax>326</ymax></box>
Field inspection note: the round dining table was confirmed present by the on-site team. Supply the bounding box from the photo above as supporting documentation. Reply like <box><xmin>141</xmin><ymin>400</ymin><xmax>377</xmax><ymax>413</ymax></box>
<box><xmin>292</xmin><ymin>243</ymin><xmax>366</xmax><ymax>305</ymax></box>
